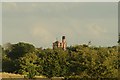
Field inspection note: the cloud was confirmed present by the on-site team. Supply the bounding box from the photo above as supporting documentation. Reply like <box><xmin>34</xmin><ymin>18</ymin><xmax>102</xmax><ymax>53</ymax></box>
<box><xmin>3</xmin><ymin>3</ymin><xmax>39</xmax><ymax>13</ymax></box>
<box><xmin>30</xmin><ymin>23</ymin><xmax>54</xmax><ymax>45</ymax></box>
<box><xmin>31</xmin><ymin>3</ymin><xmax>38</xmax><ymax>7</ymax></box>
<box><xmin>2</xmin><ymin>2</ymin><xmax>117</xmax><ymax>47</ymax></box>
<box><xmin>32</xmin><ymin>26</ymin><xmax>50</xmax><ymax>38</ymax></box>
<box><xmin>3</xmin><ymin>2</ymin><xmax>17</xmax><ymax>10</ymax></box>
<box><xmin>88</xmin><ymin>24</ymin><xmax>107</xmax><ymax>37</ymax></box>
<box><xmin>0</xmin><ymin>30</ymin><xmax>1</xmax><ymax>45</ymax></box>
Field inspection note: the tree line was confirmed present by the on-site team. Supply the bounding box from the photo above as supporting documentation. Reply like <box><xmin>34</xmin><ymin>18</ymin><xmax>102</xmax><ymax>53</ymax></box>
<box><xmin>1</xmin><ymin>42</ymin><xmax>119</xmax><ymax>79</ymax></box>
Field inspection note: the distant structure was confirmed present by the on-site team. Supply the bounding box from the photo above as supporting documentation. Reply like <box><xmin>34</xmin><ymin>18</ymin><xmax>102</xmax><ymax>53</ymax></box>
<box><xmin>118</xmin><ymin>33</ymin><xmax>120</xmax><ymax>45</ymax></box>
<box><xmin>53</xmin><ymin>36</ymin><xmax>67</xmax><ymax>50</ymax></box>
<box><xmin>88</xmin><ymin>41</ymin><xmax>92</xmax><ymax>46</ymax></box>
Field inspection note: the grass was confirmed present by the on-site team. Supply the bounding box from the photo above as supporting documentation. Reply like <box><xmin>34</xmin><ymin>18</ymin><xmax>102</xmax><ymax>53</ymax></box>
<box><xmin>0</xmin><ymin>72</ymin><xmax>63</xmax><ymax>80</ymax></box>
<box><xmin>0</xmin><ymin>72</ymin><xmax>24</xmax><ymax>78</ymax></box>
<box><xmin>0</xmin><ymin>72</ymin><xmax>46</xmax><ymax>78</ymax></box>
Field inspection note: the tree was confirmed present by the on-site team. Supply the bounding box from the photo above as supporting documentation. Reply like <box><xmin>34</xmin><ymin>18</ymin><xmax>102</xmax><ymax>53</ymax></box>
<box><xmin>8</xmin><ymin>42</ymin><xmax>35</xmax><ymax>60</ymax></box>
<box><xmin>41</xmin><ymin>48</ymin><xmax>68</xmax><ymax>79</ymax></box>
<box><xmin>2</xmin><ymin>42</ymin><xmax>36</xmax><ymax>73</ymax></box>
<box><xmin>18</xmin><ymin>52</ymin><xmax>39</xmax><ymax>79</ymax></box>
<box><xmin>0</xmin><ymin>45</ymin><xmax>2</xmax><ymax>71</ymax></box>
<box><xmin>2</xmin><ymin>42</ymin><xmax>118</xmax><ymax>79</ymax></box>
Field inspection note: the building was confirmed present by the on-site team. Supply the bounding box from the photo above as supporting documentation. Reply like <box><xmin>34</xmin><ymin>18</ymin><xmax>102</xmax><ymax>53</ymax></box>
<box><xmin>53</xmin><ymin>36</ymin><xmax>67</xmax><ymax>50</ymax></box>
<box><xmin>118</xmin><ymin>33</ymin><xmax>120</xmax><ymax>45</ymax></box>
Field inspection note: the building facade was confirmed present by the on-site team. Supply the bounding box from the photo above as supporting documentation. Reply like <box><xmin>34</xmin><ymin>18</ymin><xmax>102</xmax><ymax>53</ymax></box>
<box><xmin>53</xmin><ymin>36</ymin><xmax>67</xmax><ymax>50</ymax></box>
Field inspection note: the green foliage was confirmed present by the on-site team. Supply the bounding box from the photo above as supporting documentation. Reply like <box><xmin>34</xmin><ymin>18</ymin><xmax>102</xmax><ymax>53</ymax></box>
<box><xmin>41</xmin><ymin>48</ymin><xmax>69</xmax><ymax>78</ymax></box>
<box><xmin>2</xmin><ymin>42</ymin><xmax>36</xmax><ymax>73</ymax></box>
<box><xmin>2</xmin><ymin>42</ymin><xmax>119</xmax><ymax>79</ymax></box>
<box><xmin>18</xmin><ymin>53</ymin><xmax>38</xmax><ymax>75</ymax></box>
<box><xmin>8</xmin><ymin>42</ymin><xmax>35</xmax><ymax>60</ymax></box>
<box><xmin>0</xmin><ymin>45</ymin><xmax>2</xmax><ymax>71</ymax></box>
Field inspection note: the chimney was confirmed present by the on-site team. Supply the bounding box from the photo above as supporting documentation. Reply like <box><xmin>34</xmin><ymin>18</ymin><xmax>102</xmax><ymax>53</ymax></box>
<box><xmin>62</xmin><ymin>36</ymin><xmax>65</xmax><ymax>43</ymax></box>
<box><xmin>62</xmin><ymin>36</ymin><xmax>66</xmax><ymax>50</ymax></box>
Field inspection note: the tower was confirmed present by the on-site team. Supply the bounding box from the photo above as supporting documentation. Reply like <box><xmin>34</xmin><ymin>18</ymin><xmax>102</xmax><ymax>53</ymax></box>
<box><xmin>62</xmin><ymin>36</ymin><xmax>67</xmax><ymax>50</ymax></box>
<box><xmin>52</xmin><ymin>36</ymin><xmax>67</xmax><ymax>50</ymax></box>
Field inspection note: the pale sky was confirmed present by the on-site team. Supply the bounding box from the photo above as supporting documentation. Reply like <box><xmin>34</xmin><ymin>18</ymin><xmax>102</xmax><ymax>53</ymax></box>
<box><xmin>2</xmin><ymin>2</ymin><xmax>118</xmax><ymax>48</ymax></box>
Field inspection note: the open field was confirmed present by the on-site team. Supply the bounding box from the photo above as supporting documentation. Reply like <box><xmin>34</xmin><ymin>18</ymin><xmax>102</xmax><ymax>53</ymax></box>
<box><xmin>0</xmin><ymin>72</ymin><xmax>63</xmax><ymax>80</ymax></box>
<box><xmin>0</xmin><ymin>72</ymin><xmax>24</xmax><ymax>78</ymax></box>
<box><xmin>0</xmin><ymin>72</ymin><xmax>45</xmax><ymax>78</ymax></box>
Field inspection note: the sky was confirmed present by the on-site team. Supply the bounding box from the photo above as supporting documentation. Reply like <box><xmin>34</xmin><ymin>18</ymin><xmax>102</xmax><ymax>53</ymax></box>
<box><xmin>0</xmin><ymin>2</ymin><xmax>1</xmax><ymax>71</ymax></box>
<box><xmin>2</xmin><ymin>2</ymin><xmax>118</xmax><ymax>48</ymax></box>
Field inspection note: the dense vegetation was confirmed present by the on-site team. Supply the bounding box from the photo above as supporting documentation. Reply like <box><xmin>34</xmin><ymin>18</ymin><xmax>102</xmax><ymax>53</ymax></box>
<box><xmin>1</xmin><ymin>42</ymin><xmax>119</xmax><ymax>79</ymax></box>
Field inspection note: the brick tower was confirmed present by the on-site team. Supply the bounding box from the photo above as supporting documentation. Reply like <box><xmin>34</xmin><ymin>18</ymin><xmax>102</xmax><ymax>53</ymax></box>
<box><xmin>61</xmin><ymin>36</ymin><xmax>67</xmax><ymax>50</ymax></box>
<box><xmin>53</xmin><ymin>36</ymin><xmax>67</xmax><ymax>50</ymax></box>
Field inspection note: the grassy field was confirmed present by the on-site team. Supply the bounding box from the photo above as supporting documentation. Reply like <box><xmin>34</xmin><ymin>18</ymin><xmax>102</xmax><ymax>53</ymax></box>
<box><xmin>0</xmin><ymin>72</ymin><xmax>24</xmax><ymax>78</ymax></box>
<box><xmin>0</xmin><ymin>72</ymin><xmax>63</xmax><ymax>80</ymax></box>
<box><xmin>0</xmin><ymin>72</ymin><xmax>46</xmax><ymax>78</ymax></box>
